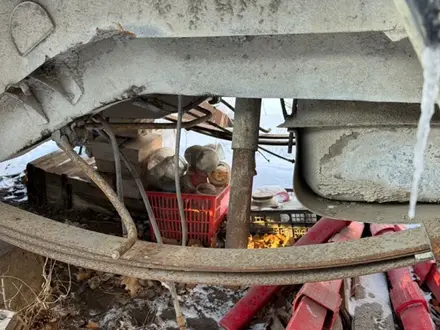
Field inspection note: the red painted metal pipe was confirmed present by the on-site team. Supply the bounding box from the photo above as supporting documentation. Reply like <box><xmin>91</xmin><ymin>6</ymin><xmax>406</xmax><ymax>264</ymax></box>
<box><xmin>414</xmin><ymin>260</ymin><xmax>440</xmax><ymax>304</ymax></box>
<box><xmin>371</xmin><ymin>224</ymin><xmax>434</xmax><ymax>330</ymax></box>
<box><xmin>286</xmin><ymin>222</ymin><xmax>364</xmax><ymax>330</ymax></box>
<box><xmin>219</xmin><ymin>218</ymin><xmax>349</xmax><ymax>330</ymax></box>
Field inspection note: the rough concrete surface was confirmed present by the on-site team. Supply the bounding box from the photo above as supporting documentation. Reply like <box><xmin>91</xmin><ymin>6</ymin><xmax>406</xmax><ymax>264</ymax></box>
<box><xmin>302</xmin><ymin>127</ymin><xmax>440</xmax><ymax>203</ymax></box>
<box><xmin>0</xmin><ymin>0</ymin><xmax>404</xmax><ymax>92</ymax></box>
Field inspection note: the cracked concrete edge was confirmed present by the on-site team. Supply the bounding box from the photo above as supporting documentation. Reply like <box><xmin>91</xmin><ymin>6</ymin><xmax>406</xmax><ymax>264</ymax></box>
<box><xmin>300</xmin><ymin>126</ymin><xmax>440</xmax><ymax>203</ymax></box>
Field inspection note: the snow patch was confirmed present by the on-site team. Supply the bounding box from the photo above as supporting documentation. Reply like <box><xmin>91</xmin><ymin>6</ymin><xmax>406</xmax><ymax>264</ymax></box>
<box><xmin>248</xmin><ymin>323</ymin><xmax>268</xmax><ymax>330</ymax></box>
<box><xmin>0</xmin><ymin>141</ymin><xmax>59</xmax><ymax>176</ymax></box>
<box><xmin>146</xmin><ymin>285</ymin><xmax>243</xmax><ymax>329</ymax></box>
<box><xmin>349</xmin><ymin>273</ymin><xmax>392</xmax><ymax>320</ymax></box>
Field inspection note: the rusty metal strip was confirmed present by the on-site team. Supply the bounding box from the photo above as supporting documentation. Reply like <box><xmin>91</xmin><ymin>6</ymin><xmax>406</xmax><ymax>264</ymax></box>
<box><xmin>0</xmin><ymin>221</ymin><xmax>420</xmax><ymax>286</ymax></box>
<box><xmin>420</xmin><ymin>218</ymin><xmax>440</xmax><ymax>262</ymax></box>
<box><xmin>0</xmin><ymin>202</ymin><xmax>431</xmax><ymax>278</ymax></box>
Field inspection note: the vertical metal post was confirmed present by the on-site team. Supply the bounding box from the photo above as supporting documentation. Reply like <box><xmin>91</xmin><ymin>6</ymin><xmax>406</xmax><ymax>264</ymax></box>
<box><xmin>226</xmin><ymin>98</ymin><xmax>261</xmax><ymax>249</ymax></box>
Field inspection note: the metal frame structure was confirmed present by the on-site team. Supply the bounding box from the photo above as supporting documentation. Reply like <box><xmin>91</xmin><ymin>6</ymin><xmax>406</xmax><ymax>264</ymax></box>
<box><xmin>1</xmin><ymin>0</ymin><xmax>440</xmax><ymax>286</ymax></box>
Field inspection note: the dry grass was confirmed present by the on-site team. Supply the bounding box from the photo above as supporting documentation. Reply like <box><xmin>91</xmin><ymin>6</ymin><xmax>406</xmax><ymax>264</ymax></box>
<box><xmin>0</xmin><ymin>258</ymin><xmax>71</xmax><ymax>329</ymax></box>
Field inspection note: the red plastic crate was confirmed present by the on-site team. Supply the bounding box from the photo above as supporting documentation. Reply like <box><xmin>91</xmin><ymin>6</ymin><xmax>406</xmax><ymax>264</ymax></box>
<box><xmin>147</xmin><ymin>186</ymin><xmax>230</xmax><ymax>246</ymax></box>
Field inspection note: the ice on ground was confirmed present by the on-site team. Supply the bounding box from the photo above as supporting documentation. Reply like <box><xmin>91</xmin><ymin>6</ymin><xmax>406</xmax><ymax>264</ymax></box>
<box><xmin>0</xmin><ymin>176</ymin><xmax>17</xmax><ymax>190</ymax></box>
<box><xmin>409</xmin><ymin>46</ymin><xmax>440</xmax><ymax>219</ymax></box>
<box><xmin>349</xmin><ymin>273</ymin><xmax>392</xmax><ymax>319</ymax></box>
<box><xmin>147</xmin><ymin>285</ymin><xmax>243</xmax><ymax>329</ymax></box>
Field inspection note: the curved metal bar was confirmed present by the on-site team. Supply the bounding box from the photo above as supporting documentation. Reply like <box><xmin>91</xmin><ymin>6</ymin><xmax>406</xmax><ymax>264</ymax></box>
<box><xmin>0</xmin><ymin>203</ymin><xmax>430</xmax><ymax>276</ymax></box>
<box><xmin>1</xmin><ymin>231</ymin><xmax>418</xmax><ymax>285</ymax></box>
<box><xmin>51</xmin><ymin>131</ymin><xmax>138</xmax><ymax>259</ymax></box>
<box><xmin>0</xmin><ymin>202</ymin><xmax>425</xmax><ymax>285</ymax></box>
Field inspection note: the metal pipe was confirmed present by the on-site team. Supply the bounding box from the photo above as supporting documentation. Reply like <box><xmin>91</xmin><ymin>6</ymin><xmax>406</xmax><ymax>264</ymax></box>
<box><xmin>95</xmin><ymin>116</ymin><xmax>124</xmax><ymax>220</ymax></box>
<box><xmin>226</xmin><ymin>98</ymin><xmax>262</xmax><ymax>248</ymax></box>
<box><xmin>258</xmin><ymin>146</ymin><xmax>295</xmax><ymax>164</ymax></box>
<box><xmin>51</xmin><ymin>130</ymin><xmax>138</xmax><ymax>259</ymax></box>
<box><xmin>96</xmin><ymin>130</ymin><xmax>163</xmax><ymax>244</ymax></box>
<box><xmin>175</xmin><ymin>95</ymin><xmax>188</xmax><ymax>247</ymax></box>
<box><xmin>98</xmin><ymin>129</ymin><xmax>187</xmax><ymax>330</ymax></box>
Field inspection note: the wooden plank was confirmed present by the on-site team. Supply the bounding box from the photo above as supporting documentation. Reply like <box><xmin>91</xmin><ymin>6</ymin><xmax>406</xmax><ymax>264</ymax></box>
<box><xmin>40</xmin><ymin>169</ymin><xmax>145</xmax><ymax>213</ymax></box>
<box><xmin>95</xmin><ymin>159</ymin><xmax>141</xmax><ymax>176</ymax></box>
<box><xmin>86</xmin><ymin>134</ymin><xmax>162</xmax><ymax>163</ymax></box>
<box><xmin>26</xmin><ymin>163</ymin><xmax>47</xmax><ymax>207</ymax></box>
<box><xmin>29</xmin><ymin>150</ymin><xmax>61</xmax><ymax>167</ymax></box>
<box><xmin>86</xmin><ymin>141</ymin><xmax>139</xmax><ymax>163</ymax></box>
<box><xmin>107</xmin><ymin>118</ymin><xmax>155</xmax><ymax>138</ymax></box>
<box><xmin>27</xmin><ymin>142</ymin><xmax>148</xmax><ymax>215</ymax></box>
<box><xmin>46</xmin><ymin>155</ymin><xmax>94</xmax><ymax>177</ymax></box>
<box><xmin>166</xmin><ymin>101</ymin><xmax>233</xmax><ymax>128</ymax></box>
<box><xmin>31</xmin><ymin>151</ymin><xmax>68</xmax><ymax>171</ymax></box>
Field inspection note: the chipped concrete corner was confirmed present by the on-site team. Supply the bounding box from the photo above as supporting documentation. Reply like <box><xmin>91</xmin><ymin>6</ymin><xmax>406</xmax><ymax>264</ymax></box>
<box><xmin>301</xmin><ymin>127</ymin><xmax>440</xmax><ymax>203</ymax></box>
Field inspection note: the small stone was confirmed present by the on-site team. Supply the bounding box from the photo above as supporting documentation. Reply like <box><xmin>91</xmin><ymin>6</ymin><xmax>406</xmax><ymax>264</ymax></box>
<box><xmin>186</xmin><ymin>283</ymin><xmax>197</xmax><ymax>290</ymax></box>
<box><xmin>88</xmin><ymin>309</ymin><xmax>99</xmax><ymax>317</ymax></box>
<box><xmin>145</xmin><ymin>289</ymin><xmax>156</xmax><ymax>299</ymax></box>
<box><xmin>87</xmin><ymin>276</ymin><xmax>100</xmax><ymax>290</ymax></box>
<box><xmin>99</xmin><ymin>273</ymin><xmax>114</xmax><ymax>283</ymax></box>
<box><xmin>163</xmin><ymin>238</ymin><xmax>179</xmax><ymax>245</ymax></box>
<box><xmin>176</xmin><ymin>282</ymin><xmax>186</xmax><ymax>291</ymax></box>
<box><xmin>139</xmin><ymin>279</ymin><xmax>155</xmax><ymax>288</ymax></box>
<box><xmin>223</xmin><ymin>285</ymin><xmax>241</xmax><ymax>291</ymax></box>
<box><xmin>188</xmin><ymin>239</ymin><xmax>202</xmax><ymax>247</ymax></box>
